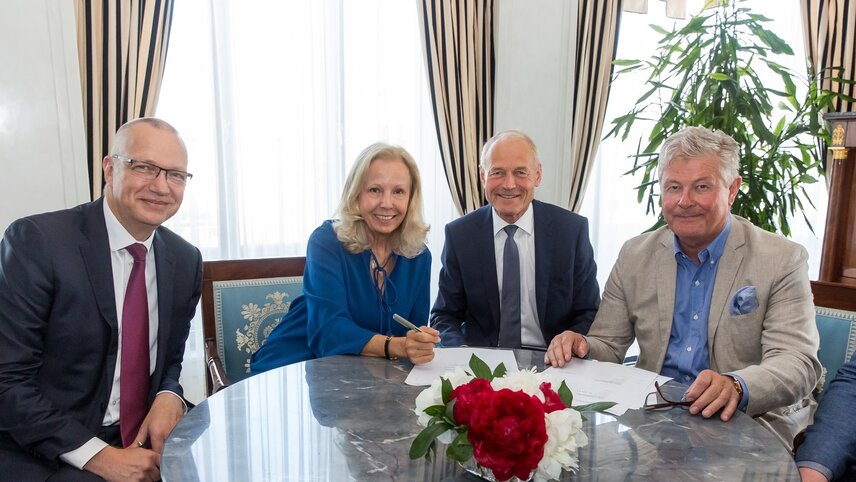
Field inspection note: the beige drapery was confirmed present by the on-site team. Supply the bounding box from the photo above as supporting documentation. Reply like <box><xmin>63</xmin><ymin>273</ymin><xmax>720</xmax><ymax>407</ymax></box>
<box><xmin>623</xmin><ymin>0</ymin><xmax>689</xmax><ymax>19</ymax></box>
<box><xmin>801</xmin><ymin>0</ymin><xmax>855</xmax><ymax>187</ymax></box>
<box><xmin>801</xmin><ymin>0</ymin><xmax>856</xmax><ymax>114</ymax></box>
<box><xmin>74</xmin><ymin>0</ymin><xmax>175</xmax><ymax>199</ymax></box>
<box><xmin>568</xmin><ymin>1</ymin><xmax>624</xmax><ymax>211</ymax></box>
<box><xmin>418</xmin><ymin>0</ymin><xmax>495</xmax><ymax>215</ymax></box>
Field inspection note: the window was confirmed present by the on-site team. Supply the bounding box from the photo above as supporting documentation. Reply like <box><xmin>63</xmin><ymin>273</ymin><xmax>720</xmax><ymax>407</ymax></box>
<box><xmin>580</xmin><ymin>0</ymin><xmax>827</xmax><ymax>290</ymax></box>
<box><xmin>158</xmin><ymin>0</ymin><xmax>456</xmax><ymax>402</ymax></box>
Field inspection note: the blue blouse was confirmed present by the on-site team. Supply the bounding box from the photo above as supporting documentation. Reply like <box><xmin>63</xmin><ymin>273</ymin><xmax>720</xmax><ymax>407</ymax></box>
<box><xmin>250</xmin><ymin>220</ymin><xmax>431</xmax><ymax>373</ymax></box>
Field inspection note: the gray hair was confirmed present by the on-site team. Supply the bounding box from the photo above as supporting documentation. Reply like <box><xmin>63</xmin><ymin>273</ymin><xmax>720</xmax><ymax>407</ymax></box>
<box><xmin>480</xmin><ymin>130</ymin><xmax>541</xmax><ymax>170</ymax></box>
<box><xmin>333</xmin><ymin>143</ymin><xmax>429</xmax><ymax>258</ymax></box>
<box><xmin>658</xmin><ymin>126</ymin><xmax>739</xmax><ymax>185</ymax></box>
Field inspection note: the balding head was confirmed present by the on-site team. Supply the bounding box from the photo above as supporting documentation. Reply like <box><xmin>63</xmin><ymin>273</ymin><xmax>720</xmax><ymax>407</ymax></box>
<box><xmin>102</xmin><ymin>118</ymin><xmax>189</xmax><ymax>240</ymax></box>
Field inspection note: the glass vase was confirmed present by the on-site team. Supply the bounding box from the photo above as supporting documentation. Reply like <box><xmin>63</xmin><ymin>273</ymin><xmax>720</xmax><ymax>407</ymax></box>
<box><xmin>459</xmin><ymin>459</ymin><xmax>535</xmax><ymax>482</ymax></box>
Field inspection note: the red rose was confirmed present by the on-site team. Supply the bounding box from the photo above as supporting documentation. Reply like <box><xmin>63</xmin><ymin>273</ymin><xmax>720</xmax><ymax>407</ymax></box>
<box><xmin>539</xmin><ymin>382</ymin><xmax>566</xmax><ymax>413</ymax></box>
<box><xmin>467</xmin><ymin>388</ymin><xmax>547</xmax><ymax>481</ymax></box>
<box><xmin>450</xmin><ymin>378</ymin><xmax>493</xmax><ymax>425</ymax></box>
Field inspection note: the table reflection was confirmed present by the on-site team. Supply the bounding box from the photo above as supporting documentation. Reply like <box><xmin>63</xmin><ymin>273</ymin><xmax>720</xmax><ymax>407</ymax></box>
<box><xmin>162</xmin><ymin>352</ymin><xmax>798</xmax><ymax>481</ymax></box>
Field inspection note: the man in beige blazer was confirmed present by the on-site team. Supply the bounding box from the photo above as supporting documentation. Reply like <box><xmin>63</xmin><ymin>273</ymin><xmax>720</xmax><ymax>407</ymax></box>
<box><xmin>546</xmin><ymin>126</ymin><xmax>820</xmax><ymax>448</ymax></box>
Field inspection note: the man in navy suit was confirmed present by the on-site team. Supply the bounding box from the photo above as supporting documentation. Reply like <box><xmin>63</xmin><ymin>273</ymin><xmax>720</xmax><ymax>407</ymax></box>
<box><xmin>796</xmin><ymin>352</ymin><xmax>856</xmax><ymax>481</ymax></box>
<box><xmin>0</xmin><ymin>118</ymin><xmax>202</xmax><ymax>481</ymax></box>
<box><xmin>431</xmin><ymin>130</ymin><xmax>600</xmax><ymax>348</ymax></box>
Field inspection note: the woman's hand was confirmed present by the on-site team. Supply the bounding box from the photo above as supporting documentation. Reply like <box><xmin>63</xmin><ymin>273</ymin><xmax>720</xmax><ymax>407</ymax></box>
<box><xmin>404</xmin><ymin>326</ymin><xmax>441</xmax><ymax>365</ymax></box>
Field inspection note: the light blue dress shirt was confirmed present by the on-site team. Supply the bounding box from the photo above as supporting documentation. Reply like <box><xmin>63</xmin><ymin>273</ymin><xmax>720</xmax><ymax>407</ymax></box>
<box><xmin>661</xmin><ymin>216</ymin><xmax>749</xmax><ymax>409</ymax></box>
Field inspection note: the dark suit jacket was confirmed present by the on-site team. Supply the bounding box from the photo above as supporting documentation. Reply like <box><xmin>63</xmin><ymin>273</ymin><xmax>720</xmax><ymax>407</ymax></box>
<box><xmin>0</xmin><ymin>198</ymin><xmax>202</xmax><ymax>477</ymax></box>
<box><xmin>796</xmin><ymin>351</ymin><xmax>856</xmax><ymax>480</ymax></box>
<box><xmin>431</xmin><ymin>200</ymin><xmax>600</xmax><ymax>347</ymax></box>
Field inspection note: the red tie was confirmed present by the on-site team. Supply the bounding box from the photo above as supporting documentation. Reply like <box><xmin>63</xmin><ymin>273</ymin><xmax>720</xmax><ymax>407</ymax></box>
<box><xmin>120</xmin><ymin>243</ymin><xmax>151</xmax><ymax>447</ymax></box>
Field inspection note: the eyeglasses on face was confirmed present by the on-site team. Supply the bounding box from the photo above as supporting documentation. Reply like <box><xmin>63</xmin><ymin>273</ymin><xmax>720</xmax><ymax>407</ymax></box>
<box><xmin>643</xmin><ymin>381</ymin><xmax>693</xmax><ymax>411</ymax></box>
<box><xmin>112</xmin><ymin>155</ymin><xmax>193</xmax><ymax>185</ymax></box>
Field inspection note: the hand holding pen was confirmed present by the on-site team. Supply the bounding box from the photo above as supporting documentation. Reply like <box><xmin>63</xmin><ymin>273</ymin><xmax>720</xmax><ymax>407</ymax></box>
<box><xmin>393</xmin><ymin>313</ymin><xmax>441</xmax><ymax>365</ymax></box>
<box><xmin>393</xmin><ymin>314</ymin><xmax>423</xmax><ymax>332</ymax></box>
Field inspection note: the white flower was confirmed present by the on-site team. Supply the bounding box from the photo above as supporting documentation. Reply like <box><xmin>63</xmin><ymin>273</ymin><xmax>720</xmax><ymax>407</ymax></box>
<box><xmin>413</xmin><ymin>367</ymin><xmax>473</xmax><ymax>427</ymax></box>
<box><xmin>490</xmin><ymin>368</ymin><xmax>567</xmax><ymax>405</ymax></box>
<box><xmin>534</xmin><ymin>408</ymin><xmax>588</xmax><ymax>481</ymax></box>
<box><xmin>490</xmin><ymin>367</ymin><xmax>544</xmax><ymax>400</ymax></box>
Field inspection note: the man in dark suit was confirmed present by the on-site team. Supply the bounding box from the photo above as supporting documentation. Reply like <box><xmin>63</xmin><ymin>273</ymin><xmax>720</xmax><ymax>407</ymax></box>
<box><xmin>0</xmin><ymin>118</ymin><xmax>202</xmax><ymax>481</ymax></box>
<box><xmin>796</xmin><ymin>352</ymin><xmax>856</xmax><ymax>481</ymax></box>
<box><xmin>431</xmin><ymin>130</ymin><xmax>600</xmax><ymax>348</ymax></box>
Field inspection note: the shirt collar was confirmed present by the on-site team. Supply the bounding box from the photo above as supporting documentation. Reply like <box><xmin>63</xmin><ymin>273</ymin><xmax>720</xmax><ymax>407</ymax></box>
<box><xmin>103</xmin><ymin>198</ymin><xmax>155</xmax><ymax>253</ymax></box>
<box><xmin>492</xmin><ymin>202</ymin><xmax>534</xmax><ymax>236</ymax></box>
<box><xmin>673</xmin><ymin>214</ymin><xmax>732</xmax><ymax>262</ymax></box>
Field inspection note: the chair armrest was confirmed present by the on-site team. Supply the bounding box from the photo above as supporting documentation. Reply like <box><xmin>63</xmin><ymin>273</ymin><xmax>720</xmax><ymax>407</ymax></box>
<box><xmin>205</xmin><ymin>339</ymin><xmax>231</xmax><ymax>394</ymax></box>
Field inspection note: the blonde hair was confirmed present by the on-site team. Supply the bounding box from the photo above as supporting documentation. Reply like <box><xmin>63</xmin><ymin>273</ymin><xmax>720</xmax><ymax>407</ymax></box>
<box><xmin>333</xmin><ymin>143</ymin><xmax>429</xmax><ymax>258</ymax></box>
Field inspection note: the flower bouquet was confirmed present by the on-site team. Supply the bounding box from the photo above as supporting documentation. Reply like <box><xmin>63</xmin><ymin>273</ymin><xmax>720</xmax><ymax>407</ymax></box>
<box><xmin>409</xmin><ymin>355</ymin><xmax>615</xmax><ymax>482</ymax></box>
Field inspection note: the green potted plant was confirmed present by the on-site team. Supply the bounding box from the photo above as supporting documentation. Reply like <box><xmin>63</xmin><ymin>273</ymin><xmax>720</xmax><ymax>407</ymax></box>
<box><xmin>606</xmin><ymin>0</ymin><xmax>853</xmax><ymax>235</ymax></box>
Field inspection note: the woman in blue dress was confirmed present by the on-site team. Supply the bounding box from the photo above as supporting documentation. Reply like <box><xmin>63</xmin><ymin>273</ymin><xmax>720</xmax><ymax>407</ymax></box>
<box><xmin>251</xmin><ymin>143</ymin><xmax>440</xmax><ymax>372</ymax></box>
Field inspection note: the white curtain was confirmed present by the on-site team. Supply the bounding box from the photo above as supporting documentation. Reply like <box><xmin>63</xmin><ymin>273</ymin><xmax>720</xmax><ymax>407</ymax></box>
<box><xmin>158</xmin><ymin>1</ymin><xmax>343</xmax><ymax>260</ymax></box>
<box><xmin>157</xmin><ymin>0</ymin><xmax>457</xmax><ymax>402</ymax></box>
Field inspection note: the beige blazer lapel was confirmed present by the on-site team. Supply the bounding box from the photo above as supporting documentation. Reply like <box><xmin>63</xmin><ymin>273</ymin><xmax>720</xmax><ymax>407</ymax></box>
<box><xmin>707</xmin><ymin>217</ymin><xmax>746</xmax><ymax>371</ymax></box>
<box><xmin>653</xmin><ymin>229</ymin><xmax>677</xmax><ymax>370</ymax></box>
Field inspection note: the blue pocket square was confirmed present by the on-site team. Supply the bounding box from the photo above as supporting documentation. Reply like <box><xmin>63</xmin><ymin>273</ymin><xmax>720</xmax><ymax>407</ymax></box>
<box><xmin>730</xmin><ymin>286</ymin><xmax>758</xmax><ymax>315</ymax></box>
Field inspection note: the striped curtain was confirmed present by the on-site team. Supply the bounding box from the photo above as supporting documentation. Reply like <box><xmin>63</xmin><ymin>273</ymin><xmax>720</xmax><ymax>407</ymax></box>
<box><xmin>801</xmin><ymin>0</ymin><xmax>856</xmax><ymax>114</ymax></box>
<box><xmin>74</xmin><ymin>0</ymin><xmax>175</xmax><ymax>200</ymax></box>
<box><xmin>567</xmin><ymin>1</ymin><xmax>623</xmax><ymax>212</ymax></box>
<box><xmin>623</xmin><ymin>0</ymin><xmax>688</xmax><ymax>19</ymax></box>
<box><xmin>418</xmin><ymin>0</ymin><xmax>495</xmax><ymax>215</ymax></box>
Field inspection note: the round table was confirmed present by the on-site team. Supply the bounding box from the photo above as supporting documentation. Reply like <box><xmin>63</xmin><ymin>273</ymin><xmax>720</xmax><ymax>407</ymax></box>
<box><xmin>162</xmin><ymin>351</ymin><xmax>799</xmax><ymax>481</ymax></box>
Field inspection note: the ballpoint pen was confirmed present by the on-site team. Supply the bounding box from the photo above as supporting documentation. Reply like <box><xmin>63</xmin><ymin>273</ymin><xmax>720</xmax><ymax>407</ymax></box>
<box><xmin>393</xmin><ymin>313</ymin><xmax>423</xmax><ymax>332</ymax></box>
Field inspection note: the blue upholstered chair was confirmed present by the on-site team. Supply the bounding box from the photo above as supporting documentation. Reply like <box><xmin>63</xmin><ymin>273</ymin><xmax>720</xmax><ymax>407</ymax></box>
<box><xmin>201</xmin><ymin>257</ymin><xmax>306</xmax><ymax>394</ymax></box>
<box><xmin>815</xmin><ymin>306</ymin><xmax>856</xmax><ymax>396</ymax></box>
<box><xmin>810</xmin><ymin>280</ymin><xmax>856</xmax><ymax>400</ymax></box>
<box><xmin>792</xmin><ymin>282</ymin><xmax>856</xmax><ymax>452</ymax></box>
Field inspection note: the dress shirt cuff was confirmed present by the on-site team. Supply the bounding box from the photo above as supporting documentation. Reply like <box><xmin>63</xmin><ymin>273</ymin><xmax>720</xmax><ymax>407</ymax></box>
<box><xmin>725</xmin><ymin>373</ymin><xmax>749</xmax><ymax>411</ymax></box>
<box><xmin>59</xmin><ymin>437</ymin><xmax>108</xmax><ymax>470</ymax></box>
<box><xmin>157</xmin><ymin>390</ymin><xmax>189</xmax><ymax>414</ymax></box>
<box><xmin>795</xmin><ymin>461</ymin><xmax>833</xmax><ymax>481</ymax></box>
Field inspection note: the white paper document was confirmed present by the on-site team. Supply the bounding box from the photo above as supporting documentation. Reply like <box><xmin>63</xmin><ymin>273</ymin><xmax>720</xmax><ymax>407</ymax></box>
<box><xmin>544</xmin><ymin>359</ymin><xmax>671</xmax><ymax>415</ymax></box>
<box><xmin>405</xmin><ymin>347</ymin><xmax>518</xmax><ymax>386</ymax></box>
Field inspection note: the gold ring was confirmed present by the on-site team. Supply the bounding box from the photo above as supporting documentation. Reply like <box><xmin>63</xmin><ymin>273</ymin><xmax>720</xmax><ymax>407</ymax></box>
<box><xmin>137</xmin><ymin>440</ymin><xmax>144</xmax><ymax>448</ymax></box>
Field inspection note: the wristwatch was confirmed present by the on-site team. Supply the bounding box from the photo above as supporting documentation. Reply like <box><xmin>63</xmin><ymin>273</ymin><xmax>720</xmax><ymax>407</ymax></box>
<box><xmin>730</xmin><ymin>376</ymin><xmax>744</xmax><ymax>399</ymax></box>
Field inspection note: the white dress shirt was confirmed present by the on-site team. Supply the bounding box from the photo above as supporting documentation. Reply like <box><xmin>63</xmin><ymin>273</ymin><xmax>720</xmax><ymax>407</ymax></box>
<box><xmin>59</xmin><ymin>201</ymin><xmax>160</xmax><ymax>469</ymax></box>
<box><xmin>492</xmin><ymin>204</ymin><xmax>545</xmax><ymax>347</ymax></box>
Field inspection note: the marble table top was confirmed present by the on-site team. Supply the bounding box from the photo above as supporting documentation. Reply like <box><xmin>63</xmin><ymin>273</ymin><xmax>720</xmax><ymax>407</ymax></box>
<box><xmin>162</xmin><ymin>350</ymin><xmax>799</xmax><ymax>481</ymax></box>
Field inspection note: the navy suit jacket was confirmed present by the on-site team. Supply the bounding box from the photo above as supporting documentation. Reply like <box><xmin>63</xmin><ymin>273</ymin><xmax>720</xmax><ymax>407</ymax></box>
<box><xmin>796</xmin><ymin>351</ymin><xmax>856</xmax><ymax>480</ymax></box>
<box><xmin>0</xmin><ymin>198</ymin><xmax>202</xmax><ymax>476</ymax></box>
<box><xmin>431</xmin><ymin>200</ymin><xmax>600</xmax><ymax>347</ymax></box>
